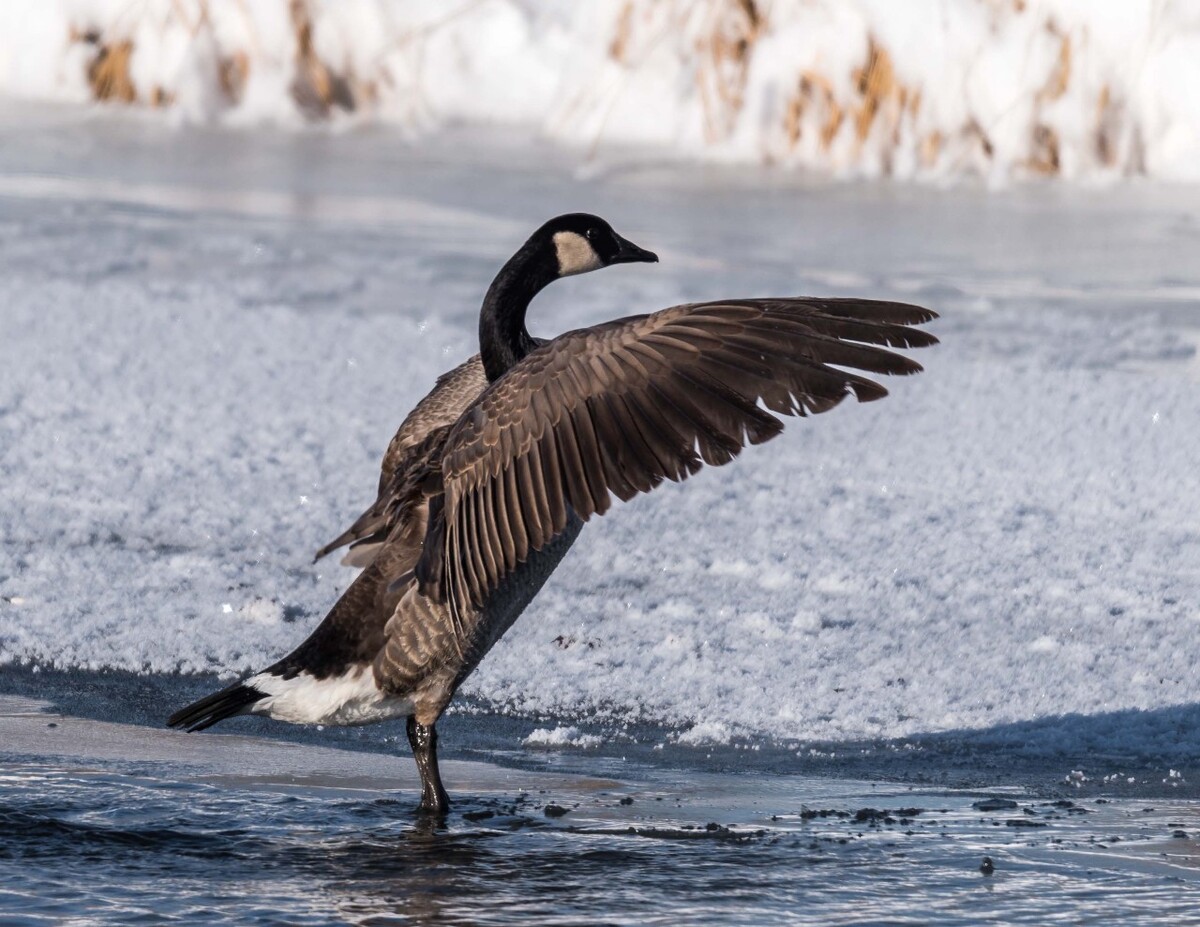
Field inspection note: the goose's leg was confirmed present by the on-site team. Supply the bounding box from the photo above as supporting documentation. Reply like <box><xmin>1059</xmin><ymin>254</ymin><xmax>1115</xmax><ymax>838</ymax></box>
<box><xmin>407</xmin><ymin>715</ymin><xmax>450</xmax><ymax>815</ymax></box>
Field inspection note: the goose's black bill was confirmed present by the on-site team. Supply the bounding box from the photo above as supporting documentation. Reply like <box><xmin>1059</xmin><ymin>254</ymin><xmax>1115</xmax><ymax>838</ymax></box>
<box><xmin>611</xmin><ymin>235</ymin><xmax>658</xmax><ymax>265</ymax></box>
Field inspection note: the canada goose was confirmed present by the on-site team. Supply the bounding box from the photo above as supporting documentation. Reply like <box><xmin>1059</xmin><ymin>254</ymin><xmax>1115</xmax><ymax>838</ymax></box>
<box><xmin>168</xmin><ymin>213</ymin><xmax>938</xmax><ymax>815</ymax></box>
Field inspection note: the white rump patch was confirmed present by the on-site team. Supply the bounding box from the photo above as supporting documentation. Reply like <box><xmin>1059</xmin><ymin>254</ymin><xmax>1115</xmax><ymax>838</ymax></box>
<box><xmin>553</xmin><ymin>230</ymin><xmax>602</xmax><ymax>276</ymax></box>
<box><xmin>340</xmin><ymin>541</ymin><xmax>383</xmax><ymax>569</ymax></box>
<box><xmin>248</xmin><ymin>667</ymin><xmax>413</xmax><ymax>726</ymax></box>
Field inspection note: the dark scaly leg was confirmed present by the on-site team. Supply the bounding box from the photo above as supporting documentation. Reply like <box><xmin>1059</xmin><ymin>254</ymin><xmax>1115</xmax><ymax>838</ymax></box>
<box><xmin>407</xmin><ymin>715</ymin><xmax>450</xmax><ymax>815</ymax></box>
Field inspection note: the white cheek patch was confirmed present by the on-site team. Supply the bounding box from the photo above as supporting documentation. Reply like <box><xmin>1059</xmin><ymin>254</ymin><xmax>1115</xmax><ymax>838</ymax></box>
<box><xmin>553</xmin><ymin>230</ymin><xmax>603</xmax><ymax>276</ymax></box>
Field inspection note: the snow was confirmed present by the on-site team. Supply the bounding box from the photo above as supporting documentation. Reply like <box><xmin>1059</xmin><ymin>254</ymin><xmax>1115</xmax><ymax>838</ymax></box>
<box><xmin>1</xmin><ymin>1</ymin><xmax>1199</xmax><ymax>181</ymax></box>
<box><xmin>676</xmin><ymin>721</ymin><xmax>734</xmax><ymax>748</ymax></box>
<box><xmin>0</xmin><ymin>114</ymin><xmax>1198</xmax><ymax>768</ymax></box>
<box><xmin>523</xmin><ymin>726</ymin><xmax>603</xmax><ymax>749</ymax></box>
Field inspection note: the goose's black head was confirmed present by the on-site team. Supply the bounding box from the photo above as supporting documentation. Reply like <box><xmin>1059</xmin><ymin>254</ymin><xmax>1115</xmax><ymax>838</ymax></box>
<box><xmin>479</xmin><ymin>213</ymin><xmax>657</xmax><ymax>383</ymax></box>
<box><xmin>535</xmin><ymin>213</ymin><xmax>658</xmax><ymax>278</ymax></box>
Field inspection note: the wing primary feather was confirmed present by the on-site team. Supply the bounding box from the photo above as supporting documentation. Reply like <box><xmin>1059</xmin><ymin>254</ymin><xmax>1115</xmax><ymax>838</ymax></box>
<box><xmin>678</xmin><ymin>366</ymin><xmax>784</xmax><ymax>446</ymax></box>
<box><xmin>489</xmin><ymin>462</ymin><xmax>517</xmax><ymax>572</ymax></box>
<box><xmin>538</xmin><ymin>427</ymin><xmax>568</xmax><ymax>535</ymax></box>
<box><xmin>600</xmin><ymin>392</ymin><xmax>660</xmax><ymax>494</ymax></box>
<box><xmin>553</xmin><ymin>410</ymin><xmax>594</xmax><ymax>519</ymax></box>
<box><xmin>647</xmin><ymin>379</ymin><xmax>740</xmax><ymax>467</ymax></box>
<box><xmin>719</xmin><ymin>343</ymin><xmax>859</xmax><ymax>410</ymax></box>
<box><xmin>488</xmin><ymin>475</ymin><xmax>514</xmax><ymax>575</ymax></box>
<box><xmin>444</xmin><ymin>501</ymin><xmax>468</xmax><ymax>644</ymax></box>
<box><xmin>741</xmin><ymin>323</ymin><xmax>927</xmax><ymax>376</ymax></box>
<box><xmin>622</xmin><ymin>388</ymin><xmax>699</xmax><ymax>479</ymax></box>
<box><xmin>460</xmin><ymin>489</ymin><xmax>484</xmax><ymax>612</ymax></box>
<box><xmin>477</xmin><ymin>478</ymin><xmax>502</xmax><ymax>589</ymax></box>
<box><xmin>468</xmin><ymin>486</ymin><xmax>497</xmax><ymax>605</ymax></box>
<box><xmin>586</xmin><ymin>394</ymin><xmax>641</xmax><ymax>502</ymax></box>
<box><xmin>415</xmin><ymin>492</ymin><xmax>447</xmax><ymax>601</ymax></box>
<box><xmin>700</xmin><ymin>348</ymin><xmax>797</xmax><ymax>413</ymax></box>
<box><xmin>798</xmin><ymin>297</ymin><xmax>938</xmax><ymax>325</ymax></box>
<box><xmin>503</xmin><ymin>460</ymin><xmax>530</xmax><ymax>562</ymax></box>
<box><xmin>523</xmin><ymin>444</ymin><xmax>553</xmax><ymax>551</ymax></box>
<box><xmin>793</xmin><ymin>315</ymin><xmax>939</xmax><ymax>349</ymax></box>
<box><xmin>568</xmin><ymin>404</ymin><xmax>612</xmax><ymax>517</ymax></box>
<box><xmin>518</xmin><ymin>451</ymin><xmax>549</xmax><ymax>554</ymax></box>
<box><xmin>617</xmin><ymin>392</ymin><xmax>689</xmax><ymax>480</ymax></box>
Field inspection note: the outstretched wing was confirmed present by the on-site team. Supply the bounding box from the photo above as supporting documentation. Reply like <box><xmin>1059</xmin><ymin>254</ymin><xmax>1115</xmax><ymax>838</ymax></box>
<box><xmin>415</xmin><ymin>298</ymin><xmax>938</xmax><ymax>618</ymax></box>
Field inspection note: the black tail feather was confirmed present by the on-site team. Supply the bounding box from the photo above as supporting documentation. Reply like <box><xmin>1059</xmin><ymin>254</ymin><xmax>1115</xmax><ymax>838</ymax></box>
<box><xmin>313</xmin><ymin>526</ymin><xmax>358</xmax><ymax>564</ymax></box>
<box><xmin>313</xmin><ymin>506</ymin><xmax>389</xmax><ymax>564</ymax></box>
<box><xmin>167</xmin><ymin>682</ymin><xmax>265</xmax><ymax>732</ymax></box>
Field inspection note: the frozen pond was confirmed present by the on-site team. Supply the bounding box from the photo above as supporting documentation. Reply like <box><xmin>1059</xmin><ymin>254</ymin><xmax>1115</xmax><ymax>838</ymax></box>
<box><xmin>1</xmin><ymin>104</ymin><xmax>1198</xmax><ymax>923</ymax></box>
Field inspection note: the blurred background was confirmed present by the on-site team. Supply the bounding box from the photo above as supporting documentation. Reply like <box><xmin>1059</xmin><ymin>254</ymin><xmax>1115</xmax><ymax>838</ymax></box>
<box><xmin>1</xmin><ymin>0</ymin><xmax>1197</xmax><ymax>180</ymax></box>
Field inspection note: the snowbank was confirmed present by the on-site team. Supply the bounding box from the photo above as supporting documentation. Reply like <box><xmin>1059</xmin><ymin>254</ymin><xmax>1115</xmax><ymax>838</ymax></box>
<box><xmin>0</xmin><ymin>0</ymin><xmax>1198</xmax><ymax>181</ymax></box>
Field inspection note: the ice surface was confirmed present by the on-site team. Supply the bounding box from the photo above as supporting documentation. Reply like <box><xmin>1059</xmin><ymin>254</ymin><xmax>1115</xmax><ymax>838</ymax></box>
<box><xmin>0</xmin><ymin>113</ymin><xmax>1198</xmax><ymax>775</ymax></box>
<box><xmin>1</xmin><ymin>1</ymin><xmax>1199</xmax><ymax>180</ymax></box>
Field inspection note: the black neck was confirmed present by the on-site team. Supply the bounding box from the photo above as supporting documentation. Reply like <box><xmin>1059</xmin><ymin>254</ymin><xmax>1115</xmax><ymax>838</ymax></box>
<box><xmin>479</xmin><ymin>239</ymin><xmax>556</xmax><ymax>382</ymax></box>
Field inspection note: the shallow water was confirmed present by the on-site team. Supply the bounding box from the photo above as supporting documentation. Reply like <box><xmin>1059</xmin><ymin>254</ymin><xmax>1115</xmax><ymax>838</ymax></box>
<box><xmin>3</xmin><ymin>697</ymin><xmax>1199</xmax><ymax>927</ymax></box>
<box><xmin>2</xmin><ymin>105</ymin><xmax>1199</xmax><ymax>924</ymax></box>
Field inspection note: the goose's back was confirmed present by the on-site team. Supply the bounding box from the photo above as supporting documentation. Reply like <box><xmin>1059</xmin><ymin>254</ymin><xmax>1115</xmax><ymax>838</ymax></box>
<box><xmin>316</xmin><ymin>355</ymin><xmax>489</xmax><ymax>565</ymax></box>
<box><xmin>378</xmin><ymin>355</ymin><xmax>488</xmax><ymax>492</ymax></box>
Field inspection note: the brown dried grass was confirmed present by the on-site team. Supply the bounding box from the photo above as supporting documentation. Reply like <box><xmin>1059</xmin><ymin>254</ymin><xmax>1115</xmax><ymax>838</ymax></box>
<box><xmin>852</xmin><ymin>39</ymin><xmax>894</xmax><ymax>140</ymax></box>
<box><xmin>697</xmin><ymin>0</ymin><xmax>765</xmax><ymax>141</ymax></box>
<box><xmin>966</xmin><ymin>118</ymin><xmax>995</xmax><ymax>158</ymax></box>
<box><xmin>1094</xmin><ymin>84</ymin><xmax>1117</xmax><ymax>166</ymax></box>
<box><xmin>783</xmin><ymin>71</ymin><xmax>844</xmax><ymax>152</ymax></box>
<box><xmin>1023</xmin><ymin>25</ymin><xmax>1071</xmax><ymax>173</ymax></box>
<box><xmin>1027</xmin><ymin>123</ymin><xmax>1060</xmax><ymax>173</ymax></box>
<box><xmin>609</xmin><ymin>1</ymin><xmax>635</xmax><ymax>63</ymax></box>
<box><xmin>920</xmin><ymin>130</ymin><xmax>943</xmax><ymax>167</ymax></box>
<box><xmin>1041</xmin><ymin>32</ymin><xmax>1071</xmax><ymax>101</ymax></box>
<box><xmin>219</xmin><ymin>51</ymin><xmax>249</xmax><ymax>105</ymax></box>
<box><xmin>289</xmin><ymin>0</ymin><xmax>355</xmax><ymax>117</ymax></box>
<box><xmin>784</xmin><ymin>36</ymin><xmax>914</xmax><ymax>157</ymax></box>
<box><xmin>88</xmin><ymin>40</ymin><xmax>137</xmax><ymax>104</ymax></box>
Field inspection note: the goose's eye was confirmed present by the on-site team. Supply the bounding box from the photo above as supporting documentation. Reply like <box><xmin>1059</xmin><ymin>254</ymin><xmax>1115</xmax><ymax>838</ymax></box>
<box><xmin>585</xmin><ymin>228</ymin><xmax>597</xmax><ymax>242</ymax></box>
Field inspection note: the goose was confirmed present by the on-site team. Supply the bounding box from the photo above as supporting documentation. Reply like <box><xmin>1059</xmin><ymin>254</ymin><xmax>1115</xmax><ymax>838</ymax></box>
<box><xmin>168</xmin><ymin>213</ymin><xmax>938</xmax><ymax>814</ymax></box>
